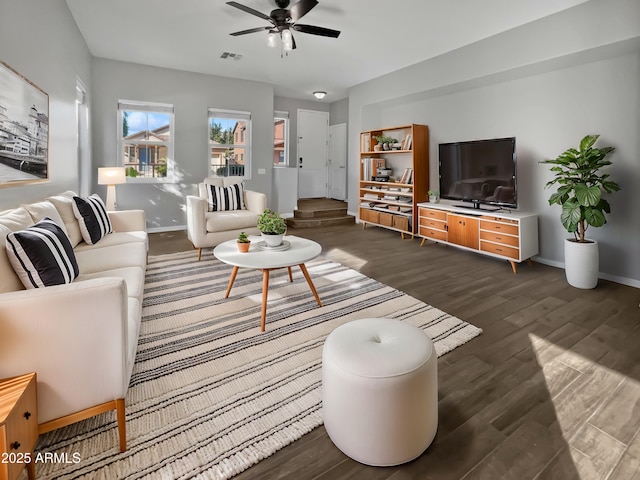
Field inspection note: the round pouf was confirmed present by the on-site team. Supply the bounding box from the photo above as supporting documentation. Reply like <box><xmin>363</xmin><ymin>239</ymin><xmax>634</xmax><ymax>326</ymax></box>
<box><xmin>322</xmin><ymin>318</ymin><xmax>438</xmax><ymax>466</ymax></box>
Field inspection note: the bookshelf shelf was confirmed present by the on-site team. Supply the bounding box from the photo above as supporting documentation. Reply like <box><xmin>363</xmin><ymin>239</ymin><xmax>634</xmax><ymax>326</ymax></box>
<box><xmin>359</xmin><ymin>124</ymin><xmax>429</xmax><ymax>238</ymax></box>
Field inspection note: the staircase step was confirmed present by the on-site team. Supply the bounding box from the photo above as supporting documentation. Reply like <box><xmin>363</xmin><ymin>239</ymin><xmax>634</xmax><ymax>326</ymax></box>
<box><xmin>294</xmin><ymin>207</ymin><xmax>348</xmax><ymax>219</ymax></box>
<box><xmin>286</xmin><ymin>215</ymin><xmax>355</xmax><ymax>229</ymax></box>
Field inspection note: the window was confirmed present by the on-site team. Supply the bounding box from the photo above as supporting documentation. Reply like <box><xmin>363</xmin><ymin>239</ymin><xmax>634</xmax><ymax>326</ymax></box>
<box><xmin>117</xmin><ymin>100</ymin><xmax>174</xmax><ymax>181</ymax></box>
<box><xmin>274</xmin><ymin>111</ymin><xmax>289</xmax><ymax>166</ymax></box>
<box><xmin>208</xmin><ymin>109</ymin><xmax>251</xmax><ymax>177</ymax></box>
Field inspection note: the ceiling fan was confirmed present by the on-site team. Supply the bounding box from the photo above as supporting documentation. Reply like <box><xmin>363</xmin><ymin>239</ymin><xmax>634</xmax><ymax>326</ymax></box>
<box><xmin>226</xmin><ymin>0</ymin><xmax>340</xmax><ymax>52</ymax></box>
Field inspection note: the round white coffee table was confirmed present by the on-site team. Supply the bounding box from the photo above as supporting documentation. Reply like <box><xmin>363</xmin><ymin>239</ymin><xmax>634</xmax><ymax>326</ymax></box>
<box><xmin>213</xmin><ymin>235</ymin><xmax>323</xmax><ymax>332</ymax></box>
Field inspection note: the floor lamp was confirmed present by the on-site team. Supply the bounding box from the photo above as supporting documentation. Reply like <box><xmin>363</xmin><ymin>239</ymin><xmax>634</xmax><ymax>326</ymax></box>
<box><xmin>98</xmin><ymin>167</ymin><xmax>126</xmax><ymax>211</ymax></box>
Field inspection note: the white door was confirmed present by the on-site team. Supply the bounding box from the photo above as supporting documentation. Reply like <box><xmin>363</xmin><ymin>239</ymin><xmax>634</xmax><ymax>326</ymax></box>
<box><xmin>298</xmin><ymin>109</ymin><xmax>329</xmax><ymax>198</ymax></box>
<box><xmin>328</xmin><ymin>123</ymin><xmax>347</xmax><ymax>200</ymax></box>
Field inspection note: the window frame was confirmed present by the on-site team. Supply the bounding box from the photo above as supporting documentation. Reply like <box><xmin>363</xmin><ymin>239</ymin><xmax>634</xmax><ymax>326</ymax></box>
<box><xmin>207</xmin><ymin>108</ymin><xmax>252</xmax><ymax>179</ymax></box>
<box><xmin>117</xmin><ymin>100</ymin><xmax>175</xmax><ymax>183</ymax></box>
<box><xmin>273</xmin><ymin>111</ymin><xmax>289</xmax><ymax>168</ymax></box>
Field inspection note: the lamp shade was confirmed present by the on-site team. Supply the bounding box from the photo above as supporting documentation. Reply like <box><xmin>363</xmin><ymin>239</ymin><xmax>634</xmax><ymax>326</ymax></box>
<box><xmin>98</xmin><ymin>167</ymin><xmax>126</xmax><ymax>185</ymax></box>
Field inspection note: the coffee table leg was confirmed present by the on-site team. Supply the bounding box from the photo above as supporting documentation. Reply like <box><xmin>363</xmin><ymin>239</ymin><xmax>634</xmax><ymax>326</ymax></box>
<box><xmin>287</xmin><ymin>266</ymin><xmax>293</xmax><ymax>282</ymax></box>
<box><xmin>299</xmin><ymin>263</ymin><xmax>323</xmax><ymax>307</ymax></box>
<box><xmin>225</xmin><ymin>266</ymin><xmax>239</xmax><ymax>298</ymax></box>
<box><xmin>261</xmin><ymin>269</ymin><xmax>270</xmax><ymax>332</ymax></box>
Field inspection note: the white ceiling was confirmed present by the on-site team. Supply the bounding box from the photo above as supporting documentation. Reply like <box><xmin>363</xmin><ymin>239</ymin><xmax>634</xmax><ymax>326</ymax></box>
<box><xmin>65</xmin><ymin>0</ymin><xmax>589</xmax><ymax>101</ymax></box>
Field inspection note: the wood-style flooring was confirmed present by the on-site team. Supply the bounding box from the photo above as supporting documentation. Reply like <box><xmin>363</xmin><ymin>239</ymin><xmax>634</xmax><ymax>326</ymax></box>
<box><xmin>149</xmin><ymin>223</ymin><xmax>640</xmax><ymax>480</ymax></box>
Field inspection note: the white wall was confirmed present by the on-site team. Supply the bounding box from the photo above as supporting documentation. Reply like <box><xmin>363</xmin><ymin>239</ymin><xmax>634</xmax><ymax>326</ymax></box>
<box><xmin>91</xmin><ymin>58</ymin><xmax>275</xmax><ymax>230</ymax></box>
<box><xmin>0</xmin><ymin>0</ymin><xmax>91</xmax><ymax>210</ymax></box>
<box><xmin>348</xmin><ymin>0</ymin><xmax>640</xmax><ymax>286</ymax></box>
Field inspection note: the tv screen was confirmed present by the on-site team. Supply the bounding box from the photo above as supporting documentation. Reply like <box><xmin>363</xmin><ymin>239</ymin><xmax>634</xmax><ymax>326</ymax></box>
<box><xmin>438</xmin><ymin>137</ymin><xmax>517</xmax><ymax>209</ymax></box>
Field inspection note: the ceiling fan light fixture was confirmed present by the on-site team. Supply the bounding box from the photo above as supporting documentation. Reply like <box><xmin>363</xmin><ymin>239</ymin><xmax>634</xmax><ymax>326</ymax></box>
<box><xmin>281</xmin><ymin>28</ymin><xmax>292</xmax><ymax>43</ymax></box>
<box><xmin>267</xmin><ymin>32</ymin><xmax>276</xmax><ymax>47</ymax></box>
<box><xmin>313</xmin><ymin>91</ymin><xmax>326</xmax><ymax>100</ymax></box>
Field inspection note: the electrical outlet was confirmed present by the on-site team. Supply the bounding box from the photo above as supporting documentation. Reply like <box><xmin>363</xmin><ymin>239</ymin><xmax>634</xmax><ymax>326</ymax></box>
<box><xmin>258</xmin><ymin>168</ymin><xmax>266</xmax><ymax>174</ymax></box>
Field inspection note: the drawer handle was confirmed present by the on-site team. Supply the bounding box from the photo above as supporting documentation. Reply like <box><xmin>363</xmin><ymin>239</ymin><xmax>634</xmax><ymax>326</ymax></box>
<box><xmin>11</xmin><ymin>441</ymin><xmax>20</xmax><ymax>450</ymax></box>
<box><xmin>24</xmin><ymin>411</ymin><xmax>32</xmax><ymax>420</ymax></box>
<box><xmin>496</xmin><ymin>248</ymin><xmax>503</xmax><ymax>252</ymax></box>
<box><xmin>495</xmin><ymin>236</ymin><xmax>502</xmax><ymax>240</ymax></box>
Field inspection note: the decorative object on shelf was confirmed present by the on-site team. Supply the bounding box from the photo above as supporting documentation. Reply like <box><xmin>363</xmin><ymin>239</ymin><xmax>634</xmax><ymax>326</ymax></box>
<box><xmin>257</xmin><ymin>209</ymin><xmax>287</xmax><ymax>247</ymax></box>
<box><xmin>0</xmin><ymin>61</ymin><xmax>49</xmax><ymax>186</ymax></box>
<box><xmin>237</xmin><ymin>231</ymin><xmax>251</xmax><ymax>253</ymax></box>
<box><xmin>541</xmin><ymin>134</ymin><xmax>621</xmax><ymax>289</ymax></box>
<box><xmin>373</xmin><ymin>135</ymin><xmax>399</xmax><ymax>151</ymax></box>
<box><xmin>428</xmin><ymin>190</ymin><xmax>439</xmax><ymax>203</ymax></box>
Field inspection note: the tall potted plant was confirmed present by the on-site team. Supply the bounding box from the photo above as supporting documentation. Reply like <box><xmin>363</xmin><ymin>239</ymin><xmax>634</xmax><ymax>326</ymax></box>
<box><xmin>541</xmin><ymin>134</ymin><xmax>621</xmax><ymax>289</ymax></box>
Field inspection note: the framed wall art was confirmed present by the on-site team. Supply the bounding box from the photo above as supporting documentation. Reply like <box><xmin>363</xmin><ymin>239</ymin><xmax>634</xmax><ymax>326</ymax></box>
<box><xmin>0</xmin><ymin>60</ymin><xmax>49</xmax><ymax>186</ymax></box>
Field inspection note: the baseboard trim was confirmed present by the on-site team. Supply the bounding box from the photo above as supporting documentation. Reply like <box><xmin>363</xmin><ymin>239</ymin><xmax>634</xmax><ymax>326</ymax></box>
<box><xmin>147</xmin><ymin>225</ymin><xmax>186</xmax><ymax>233</ymax></box>
<box><xmin>533</xmin><ymin>256</ymin><xmax>640</xmax><ymax>288</ymax></box>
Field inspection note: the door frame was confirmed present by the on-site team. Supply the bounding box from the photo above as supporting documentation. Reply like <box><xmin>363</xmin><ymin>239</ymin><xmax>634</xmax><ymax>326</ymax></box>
<box><xmin>297</xmin><ymin>108</ymin><xmax>329</xmax><ymax>199</ymax></box>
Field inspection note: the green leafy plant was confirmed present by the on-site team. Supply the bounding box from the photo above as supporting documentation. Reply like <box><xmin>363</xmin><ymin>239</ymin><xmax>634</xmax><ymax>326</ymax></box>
<box><xmin>257</xmin><ymin>209</ymin><xmax>287</xmax><ymax>234</ymax></box>
<box><xmin>237</xmin><ymin>231</ymin><xmax>250</xmax><ymax>243</ymax></box>
<box><xmin>541</xmin><ymin>134</ymin><xmax>621</xmax><ymax>243</ymax></box>
<box><xmin>428</xmin><ymin>190</ymin><xmax>439</xmax><ymax>197</ymax></box>
<box><xmin>373</xmin><ymin>135</ymin><xmax>398</xmax><ymax>145</ymax></box>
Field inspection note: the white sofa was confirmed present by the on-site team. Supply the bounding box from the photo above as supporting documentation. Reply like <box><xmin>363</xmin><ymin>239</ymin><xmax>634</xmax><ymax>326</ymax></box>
<box><xmin>186</xmin><ymin>176</ymin><xmax>267</xmax><ymax>260</ymax></box>
<box><xmin>0</xmin><ymin>191</ymin><xmax>147</xmax><ymax>452</ymax></box>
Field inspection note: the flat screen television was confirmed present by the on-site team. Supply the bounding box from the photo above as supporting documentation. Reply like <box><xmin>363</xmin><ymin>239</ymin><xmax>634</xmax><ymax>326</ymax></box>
<box><xmin>438</xmin><ymin>137</ymin><xmax>517</xmax><ymax>209</ymax></box>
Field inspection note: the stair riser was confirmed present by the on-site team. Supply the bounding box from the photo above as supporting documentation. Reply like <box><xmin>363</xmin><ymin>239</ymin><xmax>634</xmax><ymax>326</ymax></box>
<box><xmin>286</xmin><ymin>217</ymin><xmax>355</xmax><ymax>228</ymax></box>
<box><xmin>294</xmin><ymin>208</ymin><xmax>348</xmax><ymax>219</ymax></box>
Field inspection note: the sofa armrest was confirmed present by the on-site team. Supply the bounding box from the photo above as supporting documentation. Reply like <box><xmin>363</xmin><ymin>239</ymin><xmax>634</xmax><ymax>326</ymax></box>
<box><xmin>0</xmin><ymin>277</ymin><xmax>130</xmax><ymax>424</ymax></box>
<box><xmin>108</xmin><ymin>209</ymin><xmax>147</xmax><ymax>233</ymax></box>
<box><xmin>186</xmin><ymin>195</ymin><xmax>207</xmax><ymax>246</ymax></box>
<box><xmin>245</xmin><ymin>190</ymin><xmax>267</xmax><ymax>214</ymax></box>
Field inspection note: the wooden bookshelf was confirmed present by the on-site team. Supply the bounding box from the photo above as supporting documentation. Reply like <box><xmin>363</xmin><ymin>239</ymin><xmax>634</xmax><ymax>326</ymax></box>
<box><xmin>359</xmin><ymin>124</ymin><xmax>429</xmax><ymax>238</ymax></box>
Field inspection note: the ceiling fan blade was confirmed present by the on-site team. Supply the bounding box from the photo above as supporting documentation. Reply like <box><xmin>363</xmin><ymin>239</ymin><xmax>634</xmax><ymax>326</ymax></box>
<box><xmin>230</xmin><ymin>26</ymin><xmax>271</xmax><ymax>36</ymax></box>
<box><xmin>226</xmin><ymin>1</ymin><xmax>273</xmax><ymax>23</ymax></box>
<box><xmin>292</xmin><ymin>24</ymin><xmax>340</xmax><ymax>38</ymax></box>
<box><xmin>291</xmin><ymin>33</ymin><xmax>297</xmax><ymax>50</ymax></box>
<box><xmin>288</xmin><ymin>0</ymin><xmax>318</xmax><ymax>22</ymax></box>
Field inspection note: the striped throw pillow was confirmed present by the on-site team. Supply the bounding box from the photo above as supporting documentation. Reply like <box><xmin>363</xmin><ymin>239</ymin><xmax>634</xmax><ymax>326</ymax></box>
<box><xmin>207</xmin><ymin>183</ymin><xmax>246</xmax><ymax>212</ymax></box>
<box><xmin>6</xmin><ymin>217</ymin><xmax>79</xmax><ymax>289</ymax></box>
<box><xmin>72</xmin><ymin>194</ymin><xmax>113</xmax><ymax>245</ymax></box>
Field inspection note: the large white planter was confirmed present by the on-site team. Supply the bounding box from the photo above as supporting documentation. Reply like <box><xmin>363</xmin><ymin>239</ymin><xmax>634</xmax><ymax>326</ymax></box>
<box><xmin>564</xmin><ymin>238</ymin><xmax>599</xmax><ymax>289</ymax></box>
<box><xmin>261</xmin><ymin>232</ymin><xmax>284</xmax><ymax>247</ymax></box>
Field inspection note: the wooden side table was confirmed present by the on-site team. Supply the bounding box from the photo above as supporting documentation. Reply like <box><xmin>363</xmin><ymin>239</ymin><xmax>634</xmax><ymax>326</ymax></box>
<box><xmin>0</xmin><ymin>373</ymin><xmax>38</xmax><ymax>480</ymax></box>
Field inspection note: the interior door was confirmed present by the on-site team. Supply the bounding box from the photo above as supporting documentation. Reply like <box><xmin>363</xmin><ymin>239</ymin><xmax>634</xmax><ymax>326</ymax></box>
<box><xmin>328</xmin><ymin>123</ymin><xmax>347</xmax><ymax>200</ymax></box>
<box><xmin>298</xmin><ymin>109</ymin><xmax>329</xmax><ymax>198</ymax></box>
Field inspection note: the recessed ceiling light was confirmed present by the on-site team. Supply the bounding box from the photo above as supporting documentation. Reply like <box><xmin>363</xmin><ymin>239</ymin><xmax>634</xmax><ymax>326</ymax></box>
<box><xmin>313</xmin><ymin>91</ymin><xmax>326</xmax><ymax>100</ymax></box>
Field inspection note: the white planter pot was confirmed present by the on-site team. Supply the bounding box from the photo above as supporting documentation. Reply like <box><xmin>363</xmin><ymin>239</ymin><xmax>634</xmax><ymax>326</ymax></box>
<box><xmin>564</xmin><ymin>238</ymin><xmax>599</xmax><ymax>289</ymax></box>
<box><xmin>429</xmin><ymin>196</ymin><xmax>439</xmax><ymax>204</ymax></box>
<box><xmin>261</xmin><ymin>232</ymin><xmax>284</xmax><ymax>247</ymax></box>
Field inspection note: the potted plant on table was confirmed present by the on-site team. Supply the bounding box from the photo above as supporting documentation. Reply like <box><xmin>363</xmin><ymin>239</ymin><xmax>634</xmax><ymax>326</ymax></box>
<box><xmin>257</xmin><ymin>209</ymin><xmax>287</xmax><ymax>247</ymax></box>
<box><xmin>237</xmin><ymin>231</ymin><xmax>251</xmax><ymax>253</ymax></box>
<box><xmin>541</xmin><ymin>134</ymin><xmax>621</xmax><ymax>289</ymax></box>
<box><xmin>428</xmin><ymin>190</ymin><xmax>439</xmax><ymax>203</ymax></box>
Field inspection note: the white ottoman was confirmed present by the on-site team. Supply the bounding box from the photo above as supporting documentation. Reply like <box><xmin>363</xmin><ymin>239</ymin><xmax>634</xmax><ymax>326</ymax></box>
<box><xmin>322</xmin><ymin>318</ymin><xmax>438</xmax><ymax>466</ymax></box>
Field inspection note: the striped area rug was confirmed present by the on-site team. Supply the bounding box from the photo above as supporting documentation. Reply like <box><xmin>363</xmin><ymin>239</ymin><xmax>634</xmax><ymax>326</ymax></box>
<box><xmin>34</xmin><ymin>250</ymin><xmax>482</xmax><ymax>480</ymax></box>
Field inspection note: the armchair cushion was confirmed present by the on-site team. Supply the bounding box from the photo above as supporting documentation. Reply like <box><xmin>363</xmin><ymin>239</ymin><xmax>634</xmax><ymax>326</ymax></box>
<box><xmin>72</xmin><ymin>194</ymin><xmax>113</xmax><ymax>245</ymax></box>
<box><xmin>6</xmin><ymin>217</ymin><xmax>79</xmax><ymax>289</ymax></box>
<box><xmin>206</xmin><ymin>183</ymin><xmax>246</xmax><ymax>212</ymax></box>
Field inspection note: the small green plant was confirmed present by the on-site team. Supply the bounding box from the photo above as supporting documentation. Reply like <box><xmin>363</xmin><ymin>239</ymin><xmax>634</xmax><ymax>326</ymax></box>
<box><xmin>373</xmin><ymin>135</ymin><xmax>398</xmax><ymax>145</ymax></box>
<box><xmin>125</xmin><ymin>167</ymin><xmax>139</xmax><ymax>178</ymax></box>
<box><xmin>257</xmin><ymin>209</ymin><xmax>287</xmax><ymax>234</ymax></box>
<box><xmin>237</xmin><ymin>231</ymin><xmax>250</xmax><ymax>243</ymax></box>
<box><xmin>428</xmin><ymin>190</ymin><xmax>439</xmax><ymax>197</ymax></box>
<box><xmin>541</xmin><ymin>134</ymin><xmax>621</xmax><ymax>242</ymax></box>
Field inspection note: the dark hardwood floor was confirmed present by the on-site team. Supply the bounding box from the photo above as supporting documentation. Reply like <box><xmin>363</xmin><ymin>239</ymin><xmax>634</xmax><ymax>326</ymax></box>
<box><xmin>149</xmin><ymin>223</ymin><xmax>640</xmax><ymax>480</ymax></box>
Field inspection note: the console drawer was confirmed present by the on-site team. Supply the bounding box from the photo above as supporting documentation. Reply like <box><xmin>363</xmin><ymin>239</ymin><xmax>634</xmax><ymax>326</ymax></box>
<box><xmin>480</xmin><ymin>241</ymin><xmax>519</xmax><ymax>260</ymax></box>
<box><xmin>480</xmin><ymin>230</ymin><xmax>519</xmax><ymax>248</ymax></box>
<box><xmin>480</xmin><ymin>220</ymin><xmax>519</xmax><ymax>236</ymax></box>
<box><xmin>379</xmin><ymin>212</ymin><xmax>394</xmax><ymax>227</ymax></box>
<box><xmin>419</xmin><ymin>216</ymin><xmax>446</xmax><ymax>230</ymax></box>
<box><xmin>419</xmin><ymin>208</ymin><xmax>446</xmax><ymax>221</ymax></box>
<box><xmin>420</xmin><ymin>227</ymin><xmax>447</xmax><ymax>242</ymax></box>
<box><xmin>393</xmin><ymin>215</ymin><xmax>409</xmax><ymax>232</ymax></box>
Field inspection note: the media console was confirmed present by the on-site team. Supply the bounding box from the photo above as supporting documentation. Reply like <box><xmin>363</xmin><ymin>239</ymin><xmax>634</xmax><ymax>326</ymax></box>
<box><xmin>417</xmin><ymin>202</ymin><xmax>538</xmax><ymax>273</ymax></box>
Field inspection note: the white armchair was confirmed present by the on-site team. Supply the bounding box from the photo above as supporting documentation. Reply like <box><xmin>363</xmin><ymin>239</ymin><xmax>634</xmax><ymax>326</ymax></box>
<box><xmin>186</xmin><ymin>176</ymin><xmax>267</xmax><ymax>260</ymax></box>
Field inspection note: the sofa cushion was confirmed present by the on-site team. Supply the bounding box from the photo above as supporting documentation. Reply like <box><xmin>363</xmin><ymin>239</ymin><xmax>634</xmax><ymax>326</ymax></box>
<box><xmin>75</xmin><ymin>241</ymin><xmax>148</xmax><ymax>275</ymax></box>
<box><xmin>206</xmin><ymin>183</ymin><xmax>245</xmax><ymax>212</ymax></box>
<box><xmin>0</xmin><ymin>225</ymin><xmax>23</xmax><ymax>293</ymax></box>
<box><xmin>0</xmin><ymin>207</ymin><xmax>35</xmax><ymax>232</ymax></box>
<box><xmin>72</xmin><ymin>195</ymin><xmax>113</xmax><ymax>245</ymax></box>
<box><xmin>22</xmin><ymin>201</ymin><xmax>69</xmax><ymax>236</ymax></box>
<box><xmin>47</xmin><ymin>193</ymin><xmax>83</xmax><ymax>247</ymax></box>
<box><xmin>74</xmin><ymin>231</ymin><xmax>147</xmax><ymax>252</ymax></box>
<box><xmin>6</xmin><ymin>218</ymin><xmax>79</xmax><ymax>289</ymax></box>
<box><xmin>200</xmin><ymin>176</ymin><xmax>244</xmax><ymax>198</ymax></box>
<box><xmin>205</xmin><ymin>209</ymin><xmax>259</xmax><ymax>233</ymax></box>
<box><xmin>76</xmin><ymin>266</ymin><xmax>145</xmax><ymax>302</ymax></box>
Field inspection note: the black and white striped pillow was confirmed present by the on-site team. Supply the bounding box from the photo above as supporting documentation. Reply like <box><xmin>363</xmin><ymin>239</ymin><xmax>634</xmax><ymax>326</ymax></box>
<box><xmin>72</xmin><ymin>194</ymin><xmax>113</xmax><ymax>245</ymax></box>
<box><xmin>6</xmin><ymin>217</ymin><xmax>79</xmax><ymax>289</ymax></box>
<box><xmin>207</xmin><ymin>183</ymin><xmax>246</xmax><ymax>212</ymax></box>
